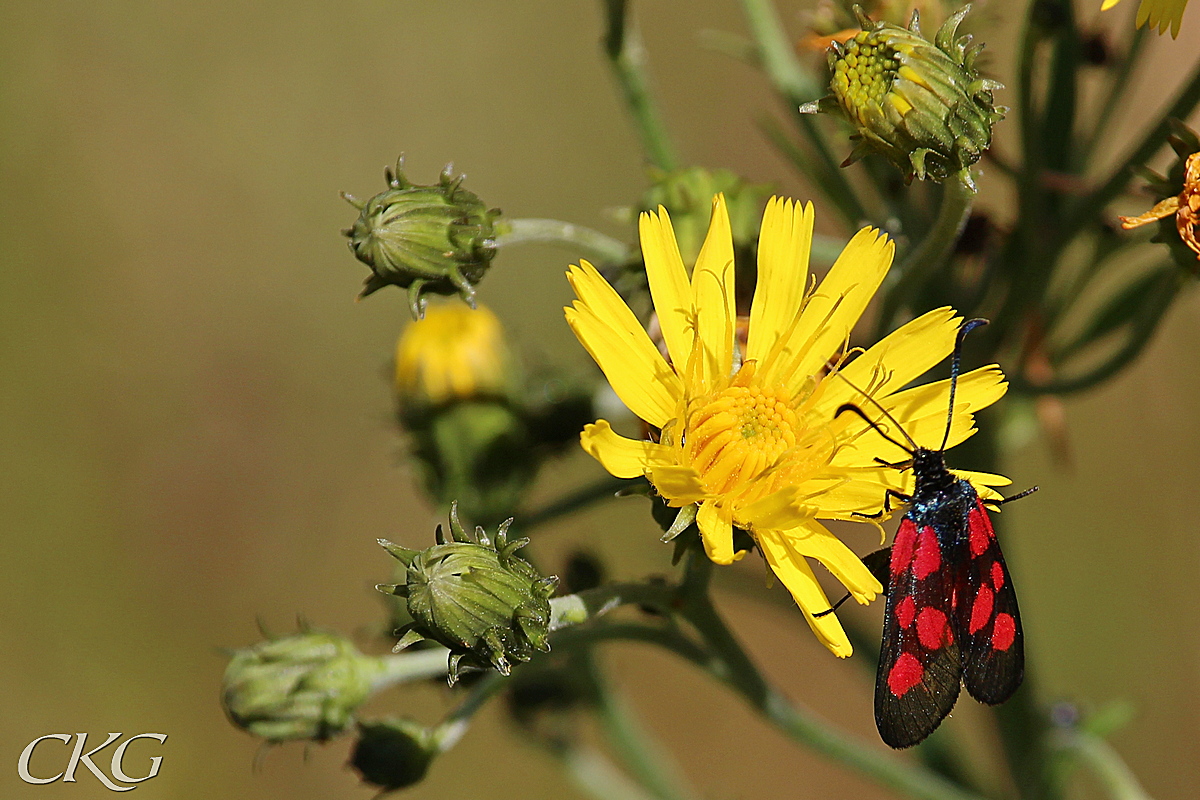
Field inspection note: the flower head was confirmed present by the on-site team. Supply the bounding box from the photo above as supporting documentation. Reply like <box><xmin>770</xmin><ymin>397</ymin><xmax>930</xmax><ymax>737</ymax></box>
<box><xmin>802</xmin><ymin>7</ymin><xmax>1004</xmax><ymax>185</ymax></box>
<box><xmin>395</xmin><ymin>303</ymin><xmax>515</xmax><ymax>411</ymax></box>
<box><xmin>342</xmin><ymin>158</ymin><xmax>500</xmax><ymax>319</ymax></box>
<box><xmin>564</xmin><ymin>194</ymin><xmax>1008</xmax><ymax>656</ymax></box>
<box><xmin>1102</xmin><ymin>0</ymin><xmax>1190</xmax><ymax>38</ymax></box>
<box><xmin>377</xmin><ymin>505</ymin><xmax>558</xmax><ymax>684</ymax></box>
<box><xmin>221</xmin><ymin>630</ymin><xmax>384</xmax><ymax>743</ymax></box>
<box><xmin>1120</xmin><ymin>151</ymin><xmax>1200</xmax><ymax>263</ymax></box>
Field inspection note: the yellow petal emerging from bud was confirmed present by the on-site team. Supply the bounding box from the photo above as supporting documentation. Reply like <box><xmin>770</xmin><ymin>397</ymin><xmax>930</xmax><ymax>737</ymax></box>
<box><xmin>395</xmin><ymin>303</ymin><xmax>514</xmax><ymax>410</ymax></box>
<box><xmin>805</xmin><ymin>6</ymin><xmax>1005</xmax><ymax>184</ymax></box>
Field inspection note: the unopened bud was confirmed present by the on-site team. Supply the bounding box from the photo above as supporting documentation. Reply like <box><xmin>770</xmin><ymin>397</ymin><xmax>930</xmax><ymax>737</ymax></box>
<box><xmin>803</xmin><ymin>5</ymin><xmax>1004</xmax><ymax>185</ymax></box>
<box><xmin>377</xmin><ymin>504</ymin><xmax>558</xmax><ymax>685</ymax></box>
<box><xmin>638</xmin><ymin>167</ymin><xmax>772</xmax><ymax>265</ymax></box>
<box><xmin>394</xmin><ymin>303</ymin><xmax>514</xmax><ymax>412</ymax></box>
<box><xmin>350</xmin><ymin>718</ymin><xmax>437</xmax><ymax>791</ymax></box>
<box><xmin>221</xmin><ymin>631</ymin><xmax>383</xmax><ymax>743</ymax></box>
<box><xmin>342</xmin><ymin>158</ymin><xmax>500</xmax><ymax>319</ymax></box>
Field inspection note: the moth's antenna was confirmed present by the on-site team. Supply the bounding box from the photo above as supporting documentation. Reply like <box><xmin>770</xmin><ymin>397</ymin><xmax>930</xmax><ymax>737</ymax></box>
<box><xmin>836</xmin><ymin>404</ymin><xmax>915</xmax><ymax>455</ymax></box>
<box><xmin>834</xmin><ymin>372</ymin><xmax>917</xmax><ymax>453</ymax></box>
<box><xmin>941</xmin><ymin>318</ymin><xmax>989</xmax><ymax>453</ymax></box>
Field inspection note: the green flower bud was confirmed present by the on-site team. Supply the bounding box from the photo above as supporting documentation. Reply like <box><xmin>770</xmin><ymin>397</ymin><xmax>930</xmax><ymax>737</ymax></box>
<box><xmin>221</xmin><ymin>631</ymin><xmax>384</xmax><ymax>743</ymax></box>
<box><xmin>342</xmin><ymin>158</ymin><xmax>501</xmax><ymax>320</ymax></box>
<box><xmin>803</xmin><ymin>5</ymin><xmax>1004</xmax><ymax>186</ymax></box>
<box><xmin>638</xmin><ymin>167</ymin><xmax>772</xmax><ymax>265</ymax></box>
<box><xmin>377</xmin><ymin>505</ymin><xmax>558</xmax><ymax>685</ymax></box>
<box><xmin>408</xmin><ymin>402</ymin><xmax>537</xmax><ymax>530</ymax></box>
<box><xmin>350</xmin><ymin>718</ymin><xmax>437</xmax><ymax>792</ymax></box>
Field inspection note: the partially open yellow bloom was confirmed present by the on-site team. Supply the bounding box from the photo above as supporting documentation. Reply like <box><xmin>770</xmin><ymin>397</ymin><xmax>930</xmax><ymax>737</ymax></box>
<box><xmin>565</xmin><ymin>195</ymin><xmax>1009</xmax><ymax>656</ymax></box>
<box><xmin>1119</xmin><ymin>152</ymin><xmax>1200</xmax><ymax>260</ymax></box>
<box><xmin>1101</xmin><ymin>0</ymin><xmax>1190</xmax><ymax>38</ymax></box>
<box><xmin>395</xmin><ymin>303</ymin><xmax>513</xmax><ymax>409</ymax></box>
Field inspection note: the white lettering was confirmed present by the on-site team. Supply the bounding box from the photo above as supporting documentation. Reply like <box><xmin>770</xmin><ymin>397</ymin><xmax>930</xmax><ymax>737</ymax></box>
<box><xmin>63</xmin><ymin>733</ymin><xmax>133</xmax><ymax>792</ymax></box>
<box><xmin>110</xmin><ymin>733</ymin><xmax>167</xmax><ymax>784</ymax></box>
<box><xmin>17</xmin><ymin>734</ymin><xmax>72</xmax><ymax>784</ymax></box>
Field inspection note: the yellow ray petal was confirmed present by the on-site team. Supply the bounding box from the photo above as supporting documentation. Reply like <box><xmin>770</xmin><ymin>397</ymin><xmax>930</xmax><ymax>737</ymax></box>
<box><xmin>691</xmin><ymin>195</ymin><xmax>737</xmax><ymax>389</ymax></box>
<box><xmin>640</xmin><ymin>207</ymin><xmax>695</xmax><ymax>370</ymax></box>
<box><xmin>739</xmin><ymin>486</ymin><xmax>815</xmax><ymax>530</ymax></box>
<box><xmin>565</xmin><ymin>262</ymin><xmax>682</xmax><ymax>427</ymax></box>
<box><xmin>757</xmin><ymin>530</ymin><xmax>852</xmax><ymax>657</ymax></box>
<box><xmin>696</xmin><ymin>501</ymin><xmax>744</xmax><ymax>564</ymax></box>
<box><xmin>1100</xmin><ymin>0</ymin><xmax>1121</xmax><ymax>8</ymax></box>
<box><xmin>799</xmin><ymin>475</ymin><xmax>897</xmax><ymax>517</ymax></box>
<box><xmin>1137</xmin><ymin>0</ymin><xmax>1187</xmax><ymax>37</ymax></box>
<box><xmin>885</xmin><ymin>365</ymin><xmax>1008</xmax><ymax>448</ymax></box>
<box><xmin>580</xmin><ymin>420</ymin><xmax>674</xmax><ymax>479</ymax></box>
<box><xmin>780</xmin><ymin>227</ymin><xmax>894</xmax><ymax>396</ymax></box>
<box><xmin>747</xmin><ymin>197</ymin><xmax>813</xmax><ymax>371</ymax></box>
<box><xmin>647</xmin><ymin>464</ymin><xmax>709</xmax><ymax>505</ymax></box>
<box><xmin>822</xmin><ymin>307</ymin><xmax>960</xmax><ymax>411</ymax></box>
<box><xmin>786</xmin><ymin>521</ymin><xmax>882</xmax><ymax>602</ymax></box>
<box><xmin>951</xmin><ymin>469</ymin><xmax>1011</xmax><ymax>487</ymax></box>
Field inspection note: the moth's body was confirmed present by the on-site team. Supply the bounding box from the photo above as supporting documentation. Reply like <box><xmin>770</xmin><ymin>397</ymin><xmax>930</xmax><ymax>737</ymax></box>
<box><xmin>874</xmin><ymin>446</ymin><xmax>1024</xmax><ymax>749</ymax></box>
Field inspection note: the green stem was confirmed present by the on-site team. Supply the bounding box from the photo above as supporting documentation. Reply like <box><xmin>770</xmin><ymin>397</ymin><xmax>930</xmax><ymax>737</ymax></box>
<box><xmin>431</xmin><ymin>672</ymin><xmax>507</xmax><ymax>752</ymax></box>
<box><xmin>1012</xmin><ymin>269</ymin><xmax>1181</xmax><ymax>396</ymax></box>
<box><xmin>554</xmin><ymin>741</ymin><xmax>666</xmax><ymax>800</ymax></box>
<box><xmin>584</xmin><ymin>653</ymin><xmax>700</xmax><ymax>800</ymax></box>
<box><xmin>550</xmin><ymin>581</ymin><xmax>674</xmax><ymax>630</ymax></box>
<box><xmin>603</xmin><ymin>0</ymin><xmax>680</xmax><ymax>171</ymax></box>
<box><xmin>1049</xmin><ymin>730</ymin><xmax>1154</xmax><ymax>800</ymax></box>
<box><xmin>737</xmin><ymin>0</ymin><xmax>820</xmax><ymax>100</ymax></box>
<box><xmin>497</xmin><ymin>218</ymin><xmax>632</xmax><ymax>265</ymax></box>
<box><xmin>1063</xmin><ymin>58</ymin><xmax>1200</xmax><ymax>242</ymax></box>
<box><xmin>675</xmin><ymin>554</ymin><xmax>984</xmax><ymax>800</ymax></box>
<box><xmin>877</xmin><ymin>173</ymin><xmax>977</xmax><ymax>335</ymax></box>
<box><xmin>739</xmin><ymin>0</ymin><xmax>870</xmax><ymax>228</ymax></box>
<box><xmin>522</xmin><ymin>476</ymin><xmax>644</xmax><ymax>532</ymax></box>
<box><xmin>370</xmin><ymin>648</ymin><xmax>455</xmax><ymax>693</ymax></box>
<box><xmin>1039</xmin><ymin>1</ymin><xmax>1081</xmax><ymax>175</ymax></box>
<box><xmin>1079</xmin><ymin>26</ymin><xmax>1150</xmax><ymax>167</ymax></box>
<box><xmin>758</xmin><ymin>114</ymin><xmax>870</xmax><ymax>228</ymax></box>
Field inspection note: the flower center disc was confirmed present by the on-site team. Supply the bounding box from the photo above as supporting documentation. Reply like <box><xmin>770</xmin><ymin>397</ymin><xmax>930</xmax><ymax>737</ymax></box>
<box><xmin>686</xmin><ymin>385</ymin><xmax>800</xmax><ymax>496</ymax></box>
<box><xmin>832</xmin><ymin>33</ymin><xmax>901</xmax><ymax>126</ymax></box>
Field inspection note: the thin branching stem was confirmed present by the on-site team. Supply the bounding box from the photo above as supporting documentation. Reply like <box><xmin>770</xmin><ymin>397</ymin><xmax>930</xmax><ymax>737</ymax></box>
<box><xmin>1063</xmin><ymin>58</ymin><xmax>1200</xmax><ymax>243</ymax></box>
<box><xmin>603</xmin><ymin>0</ymin><xmax>680</xmax><ymax>171</ymax></box>
<box><xmin>498</xmin><ymin>219</ymin><xmax>632</xmax><ymax>265</ymax></box>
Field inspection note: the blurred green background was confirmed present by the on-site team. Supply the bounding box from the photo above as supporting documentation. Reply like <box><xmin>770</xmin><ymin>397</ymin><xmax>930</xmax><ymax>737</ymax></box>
<box><xmin>1</xmin><ymin>1</ymin><xmax>1196</xmax><ymax>797</ymax></box>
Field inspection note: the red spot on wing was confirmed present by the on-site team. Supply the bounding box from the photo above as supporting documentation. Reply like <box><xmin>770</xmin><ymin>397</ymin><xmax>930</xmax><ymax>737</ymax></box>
<box><xmin>969</xmin><ymin>585</ymin><xmax>994</xmax><ymax>634</ymax></box>
<box><xmin>896</xmin><ymin>596</ymin><xmax>916</xmax><ymax>628</ymax></box>
<box><xmin>968</xmin><ymin>507</ymin><xmax>991</xmax><ymax>557</ymax></box>
<box><xmin>991</xmin><ymin>561</ymin><xmax>1004</xmax><ymax>590</ymax></box>
<box><xmin>891</xmin><ymin>521</ymin><xmax>917</xmax><ymax>578</ymax></box>
<box><xmin>913</xmin><ymin>528</ymin><xmax>941</xmax><ymax>580</ymax></box>
<box><xmin>887</xmin><ymin>652</ymin><xmax>924</xmax><ymax>697</ymax></box>
<box><xmin>992</xmin><ymin>613</ymin><xmax>1016</xmax><ymax>651</ymax></box>
<box><xmin>916</xmin><ymin>607</ymin><xmax>950</xmax><ymax>650</ymax></box>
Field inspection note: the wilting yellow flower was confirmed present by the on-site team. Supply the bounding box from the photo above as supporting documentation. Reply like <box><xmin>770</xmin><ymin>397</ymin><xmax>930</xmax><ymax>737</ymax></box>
<box><xmin>1119</xmin><ymin>152</ymin><xmax>1200</xmax><ymax>260</ymax></box>
<box><xmin>1101</xmin><ymin>0</ymin><xmax>1190</xmax><ymax>38</ymax></box>
<box><xmin>395</xmin><ymin>303</ymin><xmax>513</xmax><ymax>409</ymax></box>
<box><xmin>564</xmin><ymin>195</ymin><xmax>1008</xmax><ymax>656</ymax></box>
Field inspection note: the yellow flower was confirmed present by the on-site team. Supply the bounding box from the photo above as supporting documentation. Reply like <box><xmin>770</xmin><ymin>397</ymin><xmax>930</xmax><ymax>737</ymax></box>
<box><xmin>1119</xmin><ymin>152</ymin><xmax>1200</xmax><ymax>260</ymax></box>
<box><xmin>395</xmin><ymin>303</ymin><xmax>513</xmax><ymax>409</ymax></box>
<box><xmin>564</xmin><ymin>195</ymin><xmax>1009</xmax><ymax>656</ymax></box>
<box><xmin>1101</xmin><ymin>0</ymin><xmax>1190</xmax><ymax>38</ymax></box>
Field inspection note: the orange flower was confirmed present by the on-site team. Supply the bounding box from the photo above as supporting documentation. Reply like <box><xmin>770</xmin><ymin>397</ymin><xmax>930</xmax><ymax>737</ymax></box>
<box><xmin>1119</xmin><ymin>152</ymin><xmax>1200</xmax><ymax>260</ymax></box>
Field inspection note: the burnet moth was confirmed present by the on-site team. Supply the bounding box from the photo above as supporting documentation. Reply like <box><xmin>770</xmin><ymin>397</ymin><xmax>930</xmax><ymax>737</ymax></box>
<box><xmin>832</xmin><ymin>318</ymin><xmax>1034</xmax><ymax>749</ymax></box>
